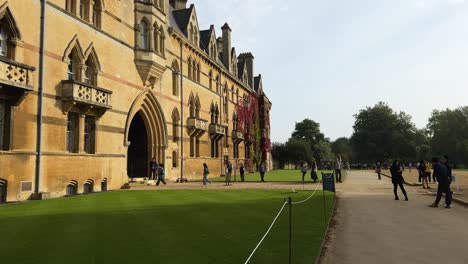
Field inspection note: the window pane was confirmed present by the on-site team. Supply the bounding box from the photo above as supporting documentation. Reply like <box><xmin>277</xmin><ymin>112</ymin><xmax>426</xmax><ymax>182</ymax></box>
<box><xmin>67</xmin><ymin>113</ymin><xmax>78</xmax><ymax>153</ymax></box>
<box><xmin>84</xmin><ymin>116</ymin><xmax>96</xmax><ymax>154</ymax></box>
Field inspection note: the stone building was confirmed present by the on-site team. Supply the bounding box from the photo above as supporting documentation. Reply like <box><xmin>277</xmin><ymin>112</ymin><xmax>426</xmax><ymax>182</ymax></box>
<box><xmin>0</xmin><ymin>0</ymin><xmax>272</xmax><ymax>202</ymax></box>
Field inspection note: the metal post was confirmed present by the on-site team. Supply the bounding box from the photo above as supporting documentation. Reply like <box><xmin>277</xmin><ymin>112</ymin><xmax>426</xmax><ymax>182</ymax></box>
<box><xmin>288</xmin><ymin>196</ymin><xmax>292</xmax><ymax>264</ymax></box>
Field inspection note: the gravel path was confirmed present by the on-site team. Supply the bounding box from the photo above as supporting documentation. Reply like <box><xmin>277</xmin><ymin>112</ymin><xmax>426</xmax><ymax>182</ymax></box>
<box><xmin>321</xmin><ymin>170</ymin><xmax>468</xmax><ymax>264</ymax></box>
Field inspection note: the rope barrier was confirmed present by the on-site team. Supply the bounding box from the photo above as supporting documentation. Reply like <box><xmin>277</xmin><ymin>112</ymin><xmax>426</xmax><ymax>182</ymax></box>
<box><xmin>244</xmin><ymin>183</ymin><xmax>321</xmax><ymax>263</ymax></box>
<box><xmin>291</xmin><ymin>183</ymin><xmax>320</xmax><ymax>205</ymax></box>
<box><xmin>244</xmin><ymin>201</ymin><xmax>288</xmax><ymax>264</ymax></box>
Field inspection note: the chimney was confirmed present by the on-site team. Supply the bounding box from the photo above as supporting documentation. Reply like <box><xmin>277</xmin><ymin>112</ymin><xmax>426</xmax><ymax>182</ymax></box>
<box><xmin>238</xmin><ymin>53</ymin><xmax>255</xmax><ymax>88</ymax></box>
<box><xmin>221</xmin><ymin>23</ymin><xmax>232</xmax><ymax>71</ymax></box>
<box><xmin>170</xmin><ymin>0</ymin><xmax>188</xmax><ymax>10</ymax></box>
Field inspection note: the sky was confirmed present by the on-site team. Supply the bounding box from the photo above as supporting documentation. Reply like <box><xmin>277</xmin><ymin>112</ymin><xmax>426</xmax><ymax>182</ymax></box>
<box><xmin>195</xmin><ymin>0</ymin><xmax>468</xmax><ymax>142</ymax></box>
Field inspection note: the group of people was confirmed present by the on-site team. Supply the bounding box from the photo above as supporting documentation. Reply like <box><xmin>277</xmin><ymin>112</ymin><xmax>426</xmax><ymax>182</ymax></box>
<box><xmin>387</xmin><ymin>156</ymin><xmax>452</xmax><ymax>208</ymax></box>
<box><xmin>300</xmin><ymin>161</ymin><xmax>319</xmax><ymax>183</ymax></box>
<box><xmin>202</xmin><ymin>162</ymin><xmax>267</xmax><ymax>185</ymax></box>
<box><xmin>149</xmin><ymin>158</ymin><xmax>166</xmax><ymax>186</ymax></box>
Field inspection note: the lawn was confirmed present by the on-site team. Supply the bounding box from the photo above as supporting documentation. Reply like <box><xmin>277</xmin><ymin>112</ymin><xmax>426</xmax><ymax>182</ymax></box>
<box><xmin>210</xmin><ymin>169</ymin><xmax>335</xmax><ymax>183</ymax></box>
<box><xmin>0</xmin><ymin>189</ymin><xmax>335</xmax><ymax>264</ymax></box>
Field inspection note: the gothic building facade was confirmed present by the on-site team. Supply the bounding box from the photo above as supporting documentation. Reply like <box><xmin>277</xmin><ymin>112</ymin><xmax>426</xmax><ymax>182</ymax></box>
<box><xmin>0</xmin><ymin>0</ymin><xmax>272</xmax><ymax>202</ymax></box>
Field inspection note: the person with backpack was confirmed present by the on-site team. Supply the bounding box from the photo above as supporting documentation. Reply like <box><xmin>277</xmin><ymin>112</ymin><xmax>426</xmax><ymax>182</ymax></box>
<box><xmin>259</xmin><ymin>163</ymin><xmax>266</xmax><ymax>182</ymax></box>
<box><xmin>310</xmin><ymin>161</ymin><xmax>318</xmax><ymax>183</ymax></box>
<box><xmin>239</xmin><ymin>163</ymin><xmax>245</xmax><ymax>182</ymax></box>
<box><xmin>203</xmin><ymin>163</ymin><xmax>211</xmax><ymax>185</ymax></box>
<box><xmin>418</xmin><ymin>160</ymin><xmax>430</xmax><ymax>189</ymax></box>
<box><xmin>149</xmin><ymin>157</ymin><xmax>158</xmax><ymax>180</ymax></box>
<box><xmin>429</xmin><ymin>157</ymin><xmax>452</xmax><ymax>208</ymax></box>
<box><xmin>156</xmin><ymin>164</ymin><xmax>166</xmax><ymax>186</ymax></box>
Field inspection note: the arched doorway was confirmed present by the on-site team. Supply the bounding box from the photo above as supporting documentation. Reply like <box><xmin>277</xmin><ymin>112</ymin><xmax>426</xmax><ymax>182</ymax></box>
<box><xmin>127</xmin><ymin>112</ymin><xmax>148</xmax><ymax>178</ymax></box>
<box><xmin>124</xmin><ymin>90</ymin><xmax>168</xmax><ymax>180</ymax></box>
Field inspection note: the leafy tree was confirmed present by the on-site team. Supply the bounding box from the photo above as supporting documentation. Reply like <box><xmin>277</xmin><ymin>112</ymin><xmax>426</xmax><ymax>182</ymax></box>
<box><xmin>313</xmin><ymin>141</ymin><xmax>334</xmax><ymax>162</ymax></box>
<box><xmin>285</xmin><ymin>139</ymin><xmax>313</xmax><ymax>165</ymax></box>
<box><xmin>350</xmin><ymin>102</ymin><xmax>417</xmax><ymax>162</ymax></box>
<box><xmin>427</xmin><ymin>107</ymin><xmax>468</xmax><ymax>166</ymax></box>
<box><xmin>271</xmin><ymin>142</ymin><xmax>288</xmax><ymax>168</ymax></box>
<box><xmin>291</xmin><ymin>119</ymin><xmax>325</xmax><ymax>147</ymax></box>
<box><xmin>331</xmin><ymin>137</ymin><xmax>352</xmax><ymax>161</ymax></box>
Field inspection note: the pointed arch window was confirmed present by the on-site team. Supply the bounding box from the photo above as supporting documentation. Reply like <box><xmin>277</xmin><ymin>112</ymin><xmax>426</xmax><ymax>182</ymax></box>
<box><xmin>153</xmin><ymin>22</ymin><xmax>160</xmax><ymax>53</ymax></box>
<box><xmin>196</xmin><ymin>62</ymin><xmax>201</xmax><ymax>82</ymax></box>
<box><xmin>140</xmin><ymin>20</ymin><xmax>149</xmax><ymax>50</ymax></box>
<box><xmin>84</xmin><ymin>56</ymin><xmax>97</xmax><ymax>86</ymax></box>
<box><xmin>172</xmin><ymin>108</ymin><xmax>180</xmax><ymax>141</ymax></box>
<box><xmin>215</xmin><ymin>75</ymin><xmax>220</xmax><ymax>94</ymax></box>
<box><xmin>187</xmin><ymin>57</ymin><xmax>193</xmax><ymax>79</ymax></box>
<box><xmin>67</xmin><ymin>47</ymin><xmax>81</xmax><ymax>81</ymax></box>
<box><xmin>0</xmin><ymin>26</ymin><xmax>8</xmax><ymax>58</ymax></box>
<box><xmin>208</xmin><ymin>70</ymin><xmax>213</xmax><ymax>90</ymax></box>
<box><xmin>172</xmin><ymin>60</ymin><xmax>179</xmax><ymax>96</ymax></box>
<box><xmin>236</xmin><ymin>89</ymin><xmax>239</xmax><ymax>104</ymax></box>
<box><xmin>159</xmin><ymin>26</ymin><xmax>165</xmax><ymax>56</ymax></box>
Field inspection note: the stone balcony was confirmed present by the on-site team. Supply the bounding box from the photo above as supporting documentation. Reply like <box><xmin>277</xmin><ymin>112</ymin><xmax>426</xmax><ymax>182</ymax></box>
<box><xmin>232</xmin><ymin>130</ymin><xmax>244</xmax><ymax>143</ymax></box>
<box><xmin>209</xmin><ymin>123</ymin><xmax>226</xmax><ymax>140</ymax></box>
<box><xmin>61</xmin><ymin>80</ymin><xmax>112</xmax><ymax>117</ymax></box>
<box><xmin>0</xmin><ymin>56</ymin><xmax>36</xmax><ymax>105</ymax></box>
<box><xmin>187</xmin><ymin>117</ymin><xmax>208</xmax><ymax>137</ymax></box>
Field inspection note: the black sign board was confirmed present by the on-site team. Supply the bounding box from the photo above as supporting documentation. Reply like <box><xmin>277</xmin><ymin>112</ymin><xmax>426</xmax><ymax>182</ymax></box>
<box><xmin>322</xmin><ymin>172</ymin><xmax>336</xmax><ymax>193</ymax></box>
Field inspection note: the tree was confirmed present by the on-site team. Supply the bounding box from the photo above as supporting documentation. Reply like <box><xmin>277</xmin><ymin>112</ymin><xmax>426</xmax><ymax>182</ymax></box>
<box><xmin>271</xmin><ymin>142</ymin><xmax>288</xmax><ymax>168</ymax></box>
<box><xmin>427</xmin><ymin>107</ymin><xmax>468</xmax><ymax>167</ymax></box>
<box><xmin>331</xmin><ymin>137</ymin><xmax>352</xmax><ymax>161</ymax></box>
<box><xmin>291</xmin><ymin>119</ymin><xmax>325</xmax><ymax>147</ymax></box>
<box><xmin>350</xmin><ymin>102</ymin><xmax>417</xmax><ymax>163</ymax></box>
<box><xmin>285</xmin><ymin>139</ymin><xmax>313</xmax><ymax>165</ymax></box>
<box><xmin>313</xmin><ymin>141</ymin><xmax>333</xmax><ymax>162</ymax></box>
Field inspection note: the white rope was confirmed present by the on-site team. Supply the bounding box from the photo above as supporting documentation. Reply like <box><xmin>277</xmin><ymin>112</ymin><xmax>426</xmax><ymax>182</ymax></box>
<box><xmin>244</xmin><ymin>201</ymin><xmax>288</xmax><ymax>264</ymax></box>
<box><xmin>291</xmin><ymin>183</ymin><xmax>320</xmax><ymax>205</ymax></box>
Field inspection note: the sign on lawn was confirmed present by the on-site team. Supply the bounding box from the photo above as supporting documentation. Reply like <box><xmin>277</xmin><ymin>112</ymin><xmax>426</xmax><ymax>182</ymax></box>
<box><xmin>322</xmin><ymin>172</ymin><xmax>336</xmax><ymax>193</ymax></box>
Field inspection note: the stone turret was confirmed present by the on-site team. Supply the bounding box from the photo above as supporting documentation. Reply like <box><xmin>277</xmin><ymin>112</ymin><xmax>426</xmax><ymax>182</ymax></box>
<box><xmin>238</xmin><ymin>52</ymin><xmax>255</xmax><ymax>88</ymax></box>
<box><xmin>221</xmin><ymin>23</ymin><xmax>232</xmax><ymax>71</ymax></box>
<box><xmin>170</xmin><ymin>0</ymin><xmax>188</xmax><ymax>10</ymax></box>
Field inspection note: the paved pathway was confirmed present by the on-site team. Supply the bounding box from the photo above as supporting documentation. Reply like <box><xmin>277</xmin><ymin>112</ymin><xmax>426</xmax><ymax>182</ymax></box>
<box><xmin>321</xmin><ymin>170</ymin><xmax>468</xmax><ymax>264</ymax></box>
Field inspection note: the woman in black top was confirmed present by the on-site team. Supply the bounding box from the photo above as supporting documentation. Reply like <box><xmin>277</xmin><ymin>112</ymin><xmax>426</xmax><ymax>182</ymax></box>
<box><xmin>390</xmin><ymin>160</ymin><xmax>408</xmax><ymax>201</ymax></box>
<box><xmin>310</xmin><ymin>161</ymin><xmax>318</xmax><ymax>183</ymax></box>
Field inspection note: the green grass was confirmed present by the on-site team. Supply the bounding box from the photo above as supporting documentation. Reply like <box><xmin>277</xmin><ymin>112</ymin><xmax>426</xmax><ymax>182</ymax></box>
<box><xmin>210</xmin><ymin>169</ymin><xmax>335</xmax><ymax>183</ymax></box>
<box><xmin>0</xmin><ymin>189</ymin><xmax>335</xmax><ymax>264</ymax></box>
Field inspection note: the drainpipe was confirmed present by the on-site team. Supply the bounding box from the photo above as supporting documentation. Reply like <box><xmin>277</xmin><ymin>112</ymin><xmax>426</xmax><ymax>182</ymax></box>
<box><xmin>34</xmin><ymin>0</ymin><xmax>46</xmax><ymax>195</ymax></box>
<box><xmin>179</xmin><ymin>41</ymin><xmax>185</xmax><ymax>182</ymax></box>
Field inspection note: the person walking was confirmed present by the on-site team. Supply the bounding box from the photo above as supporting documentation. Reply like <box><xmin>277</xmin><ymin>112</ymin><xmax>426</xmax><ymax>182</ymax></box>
<box><xmin>429</xmin><ymin>157</ymin><xmax>452</xmax><ymax>208</ymax></box>
<box><xmin>225</xmin><ymin>162</ymin><xmax>232</xmax><ymax>186</ymax></box>
<box><xmin>418</xmin><ymin>160</ymin><xmax>430</xmax><ymax>189</ymax></box>
<box><xmin>301</xmin><ymin>162</ymin><xmax>308</xmax><ymax>182</ymax></box>
<box><xmin>442</xmin><ymin>155</ymin><xmax>453</xmax><ymax>205</ymax></box>
<box><xmin>239</xmin><ymin>163</ymin><xmax>245</xmax><ymax>182</ymax></box>
<box><xmin>310</xmin><ymin>161</ymin><xmax>318</xmax><ymax>183</ymax></box>
<box><xmin>156</xmin><ymin>164</ymin><xmax>166</xmax><ymax>186</ymax></box>
<box><xmin>149</xmin><ymin>157</ymin><xmax>158</xmax><ymax>180</ymax></box>
<box><xmin>203</xmin><ymin>163</ymin><xmax>211</xmax><ymax>185</ymax></box>
<box><xmin>424</xmin><ymin>160</ymin><xmax>433</xmax><ymax>183</ymax></box>
<box><xmin>390</xmin><ymin>160</ymin><xmax>408</xmax><ymax>201</ymax></box>
<box><xmin>259</xmin><ymin>162</ymin><xmax>266</xmax><ymax>182</ymax></box>
<box><xmin>334</xmin><ymin>158</ymin><xmax>343</xmax><ymax>183</ymax></box>
<box><xmin>376</xmin><ymin>162</ymin><xmax>382</xmax><ymax>180</ymax></box>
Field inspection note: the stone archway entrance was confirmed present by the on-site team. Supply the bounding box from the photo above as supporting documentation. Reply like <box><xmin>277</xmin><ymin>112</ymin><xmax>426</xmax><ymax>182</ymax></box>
<box><xmin>125</xmin><ymin>90</ymin><xmax>168</xmax><ymax>179</ymax></box>
<box><xmin>127</xmin><ymin>112</ymin><xmax>148</xmax><ymax>178</ymax></box>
